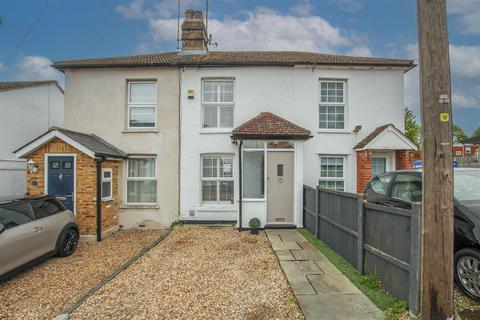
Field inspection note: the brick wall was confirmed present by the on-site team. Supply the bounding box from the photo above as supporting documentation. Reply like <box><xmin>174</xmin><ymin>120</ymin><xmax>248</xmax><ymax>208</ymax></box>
<box><xmin>395</xmin><ymin>150</ymin><xmax>413</xmax><ymax>170</ymax></box>
<box><xmin>26</xmin><ymin>138</ymin><xmax>119</xmax><ymax>235</ymax></box>
<box><xmin>356</xmin><ymin>150</ymin><xmax>372</xmax><ymax>193</ymax></box>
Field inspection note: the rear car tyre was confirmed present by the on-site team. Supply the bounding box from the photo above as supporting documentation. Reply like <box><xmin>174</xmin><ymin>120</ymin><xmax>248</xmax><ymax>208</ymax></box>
<box><xmin>455</xmin><ymin>248</ymin><xmax>480</xmax><ymax>300</ymax></box>
<box><xmin>56</xmin><ymin>228</ymin><xmax>79</xmax><ymax>257</ymax></box>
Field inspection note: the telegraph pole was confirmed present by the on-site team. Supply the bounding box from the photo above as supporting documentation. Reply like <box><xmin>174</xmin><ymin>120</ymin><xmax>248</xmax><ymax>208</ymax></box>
<box><xmin>417</xmin><ymin>0</ymin><xmax>455</xmax><ymax>319</ymax></box>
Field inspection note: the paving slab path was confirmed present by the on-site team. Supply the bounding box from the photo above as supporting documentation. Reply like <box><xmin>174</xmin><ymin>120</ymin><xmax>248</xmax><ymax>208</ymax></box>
<box><xmin>267</xmin><ymin>229</ymin><xmax>384</xmax><ymax>320</ymax></box>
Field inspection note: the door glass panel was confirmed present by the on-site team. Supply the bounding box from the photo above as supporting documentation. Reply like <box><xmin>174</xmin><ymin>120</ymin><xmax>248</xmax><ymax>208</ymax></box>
<box><xmin>277</xmin><ymin>164</ymin><xmax>284</xmax><ymax>177</ymax></box>
<box><xmin>50</xmin><ymin>161</ymin><xmax>60</xmax><ymax>169</ymax></box>
<box><xmin>63</xmin><ymin>161</ymin><xmax>72</xmax><ymax>169</ymax></box>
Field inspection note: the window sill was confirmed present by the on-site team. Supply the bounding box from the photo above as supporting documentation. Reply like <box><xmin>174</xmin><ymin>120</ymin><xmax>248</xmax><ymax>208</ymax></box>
<box><xmin>317</xmin><ymin>129</ymin><xmax>351</xmax><ymax>134</ymax></box>
<box><xmin>200</xmin><ymin>129</ymin><xmax>232</xmax><ymax>134</ymax></box>
<box><xmin>122</xmin><ymin>129</ymin><xmax>159</xmax><ymax>133</ymax></box>
<box><xmin>120</xmin><ymin>204</ymin><xmax>160</xmax><ymax>209</ymax></box>
<box><xmin>242</xmin><ymin>198</ymin><xmax>266</xmax><ymax>202</ymax></box>
<box><xmin>102</xmin><ymin>198</ymin><xmax>113</xmax><ymax>202</ymax></box>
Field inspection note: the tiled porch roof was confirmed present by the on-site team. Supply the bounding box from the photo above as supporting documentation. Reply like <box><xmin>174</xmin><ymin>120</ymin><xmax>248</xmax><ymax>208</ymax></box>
<box><xmin>231</xmin><ymin>112</ymin><xmax>312</xmax><ymax>140</ymax></box>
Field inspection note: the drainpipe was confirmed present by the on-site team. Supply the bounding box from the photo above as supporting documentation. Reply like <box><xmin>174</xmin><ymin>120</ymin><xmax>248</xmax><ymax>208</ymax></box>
<box><xmin>238</xmin><ymin>140</ymin><xmax>243</xmax><ymax>231</ymax></box>
<box><xmin>95</xmin><ymin>158</ymin><xmax>104</xmax><ymax>242</ymax></box>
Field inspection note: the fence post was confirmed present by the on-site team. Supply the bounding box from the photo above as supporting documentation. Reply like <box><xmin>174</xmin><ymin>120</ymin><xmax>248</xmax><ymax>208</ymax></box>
<box><xmin>356</xmin><ymin>196</ymin><xmax>365</xmax><ymax>275</ymax></box>
<box><xmin>408</xmin><ymin>203</ymin><xmax>422</xmax><ymax>316</ymax></box>
<box><xmin>315</xmin><ymin>186</ymin><xmax>319</xmax><ymax>238</ymax></box>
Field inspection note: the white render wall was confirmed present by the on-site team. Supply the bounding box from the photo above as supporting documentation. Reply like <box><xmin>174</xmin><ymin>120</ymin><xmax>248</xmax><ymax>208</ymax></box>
<box><xmin>0</xmin><ymin>85</ymin><xmax>64</xmax><ymax>196</ymax></box>
<box><xmin>180</xmin><ymin>66</ymin><xmax>406</xmax><ymax>225</ymax></box>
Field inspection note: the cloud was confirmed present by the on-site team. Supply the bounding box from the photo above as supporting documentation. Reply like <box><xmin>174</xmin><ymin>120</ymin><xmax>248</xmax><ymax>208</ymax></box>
<box><xmin>329</xmin><ymin>0</ymin><xmax>363</xmax><ymax>12</ymax></box>
<box><xmin>404</xmin><ymin>43</ymin><xmax>480</xmax><ymax>110</ymax></box>
<box><xmin>118</xmin><ymin>2</ymin><xmax>372</xmax><ymax>55</ymax></box>
<box><xmin>290</xmin><ymin>0</ymin><xmax>314</xmax><ymax>17</ymax></box>
<box><xmin>448</xmin><ymin>0</ymin><xmax>480</xmax><ymax>34</ymax></box>
<box><xmin>15</xmin><ymin>55</ymin><xmax>63</xmax><ymax>84</ymax></box>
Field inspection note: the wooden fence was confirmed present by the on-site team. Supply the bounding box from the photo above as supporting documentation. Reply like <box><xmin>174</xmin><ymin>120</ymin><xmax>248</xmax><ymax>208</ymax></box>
<box><xmin>303</xmin><ymin>185</ymin><xmax>421</xmax><ymax>316</ymax></box>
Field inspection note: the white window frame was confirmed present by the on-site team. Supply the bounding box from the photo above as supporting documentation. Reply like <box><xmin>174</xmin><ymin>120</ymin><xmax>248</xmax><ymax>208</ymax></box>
<box><xmin>201</xmin><ymin>79</ymin><xmax>235</xmax><ymax>129</ymax></box>
<box><xmin>318</xmin><ymin>80</ymin><xmax>347</xmax><ymax>131</ymax></box>
<box><xmin>319</xmin><ymin>155</ymin><xmax>347</xmax><ymax>191</ymax></box>
<box><xmin>101</xmin><ymin>168</ymin><xmax>113</xmax><ymax>201</ymax></box>
<box><xmin>126</xmin><ymin>156</ymin><xmax>157</xmax><ymax>205</ymax></box>
<box><xmin>200</xmin><ymin>154</ymin><xmax>235</xmax><ymax>204</ymax></box>
<box><xmin>127</xmin><ymin>81</ymin><xmax>157</xmax><ymax>129</ymax></box>
<box><xmin>372</xmin><ymin>157</ymin><xmax>387</xmax><ymax>176</ymax></box>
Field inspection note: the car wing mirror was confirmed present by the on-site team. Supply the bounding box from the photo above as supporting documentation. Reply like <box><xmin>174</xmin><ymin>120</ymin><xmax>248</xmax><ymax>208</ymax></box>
<box><xmin>0</xmin><ymin>223</ymin><xmax>5</xmax><ymax>234</ymax></box>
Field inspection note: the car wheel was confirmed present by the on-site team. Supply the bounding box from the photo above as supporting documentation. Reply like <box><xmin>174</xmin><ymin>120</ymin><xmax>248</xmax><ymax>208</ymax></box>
<box><xmin>57</xmin><ymin>228</ymin><xmax>79</xmax><ymax>257</ymax></box>
<box><xmin>455</xmin><ymin>248</ymin><xmax>480</xmax><ymax>300</ymax></box>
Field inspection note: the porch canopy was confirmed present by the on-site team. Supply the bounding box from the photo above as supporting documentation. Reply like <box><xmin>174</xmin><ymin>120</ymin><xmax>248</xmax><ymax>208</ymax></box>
<box><xmin>231</xmin><ymin>112</ymin><xmax>312</xmax><ymax>141</ymax></box>
<box><xmin>14</xmin><ymin>127</ymin><xmax>127</xmax><ymax>160</ymax></box>
<box><xmin>354</xmin><ymin>123</ymin><xmax>417</xmax><ymax>151</ymax></box>
<box><xmin>231</xmin><ymin>112</ymin><xmax>311</xmax><ymax>229</ymax></box>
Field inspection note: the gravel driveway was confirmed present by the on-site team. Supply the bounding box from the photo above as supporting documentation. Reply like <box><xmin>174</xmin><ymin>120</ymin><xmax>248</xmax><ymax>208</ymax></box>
<box><xmin>0</xmin><ymin>229</ymin><xmax>167</xmax><ymax>320</ymax></box>
<box><xmin>69</xmin><ymin>226</ymin><xmax>303</xmax><ymax>319</ymax></box>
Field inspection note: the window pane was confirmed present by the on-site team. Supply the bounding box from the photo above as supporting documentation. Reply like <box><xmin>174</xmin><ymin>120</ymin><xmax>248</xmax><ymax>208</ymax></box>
<box><xmin>243</xmin><ymin>151</ymin><xmax>264</xmax><ymax>198</ymax></box>
<box><xmin>391</xmin><ymin>174</ymin><xmax>422</xmax><ymax>203</ymax></box>
<box><xmin>129</xmin><ymin>83</ymin><xmax>156</xmax><ymax>103</ymax></box>
<box><xmin>128</xmin><ymin>158</ymin><xmax>155</xmax><ymax>178</ymax></box>
<box><xmin>319</xmin><ymin>105</ymin><xmax>344</xmax><ymax>129</ymax></box>
<box><xmin>372</xmin><ymin>157</ymin><xmax>387</xmax><ymax>175</ymax></box>
<box><xmin>202</xmin><ymin>156</ymin><xmax>218</xmax><ymax>178</ymax></box>
<box><xmin>103</xmin><ymin>170</ymin><xmax>112</xmax><ymax>179</ymax></box>
<box><xmin>219</xmin><ymin>106</ymin><xmax>233</xmax><ymax>128</ymax></box>
<box><xmin>202</xmin><ymin>181</ymin><xmax>217</xmax><ymax>202</ymax></box>
<box><xmin>203</xmin><ymin>106</ymin><xmax>218</xmax><ymax>128</ymax></box>
<box><xmin>202</xmin><ymin>80</ymin><xmax>234</xmax><ymax>103</ymax></box>
<box><xmin>243</xmin><ymin>141</ymin><xmax>265</xmax><ymax>149</ymax></box>
<box><xmin>129</xmin><ymin>107</ymin><xmax>155</xmax><ymax>127</ymax></box>
<box><xmin>127</xmin><ymin>181</ymin><xmax>157</xmax><ymax>203</ymax></box>
<box><xmin>267</xmin><ymin>141</ymin><xmax>294</xmax><ymax>149</ymax></box>
<box><xmin>0</xmin><ymin>203</ymin><xmax>34</xmax><ymax>229</ymax></box>
<box><xmin>219</xmin><ymin>181</ymin><xmax>234</xmax><ymax>201</ymax></box>
<box><xmin>219</xmin><ymin>157</ymin><xmax>233</xmax><ymax>178</ymax></box>
<box><xmin>102</xmin><ymin>181</ymin><xmax>111</xmax><ymax>198</ymax></box>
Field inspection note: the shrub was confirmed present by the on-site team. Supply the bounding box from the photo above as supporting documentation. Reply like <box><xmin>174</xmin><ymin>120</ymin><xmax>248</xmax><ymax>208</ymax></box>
<box><xmin>170</xmin><ymin>220</ymin><xmax>184</xmax><ymax>229</ymax></box>
<box><xmin>248</xmin><ymin>218</ymin><xmax>261</xmax><ymax>229</ymax></box>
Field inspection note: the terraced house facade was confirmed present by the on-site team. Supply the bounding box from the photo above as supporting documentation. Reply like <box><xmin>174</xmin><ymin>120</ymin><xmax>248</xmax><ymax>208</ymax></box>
<box><xmin>18</xmin><ymin>9</ymin><xmax>416</xmax><ymax>233</ymax></box>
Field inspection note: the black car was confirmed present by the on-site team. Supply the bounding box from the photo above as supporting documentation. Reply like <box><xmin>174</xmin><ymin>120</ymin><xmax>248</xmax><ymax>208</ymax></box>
<box><xmin>364</xmin><ymin>168</ymin><xmax>480</xmax><ymax>300</ymax></box>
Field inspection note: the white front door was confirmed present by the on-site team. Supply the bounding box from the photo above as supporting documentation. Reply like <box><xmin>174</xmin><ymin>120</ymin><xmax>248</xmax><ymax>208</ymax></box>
<box><xmin>266</xmin><ymin>151</ymin><xmax>294</xmax><ymax>224</ymax></box>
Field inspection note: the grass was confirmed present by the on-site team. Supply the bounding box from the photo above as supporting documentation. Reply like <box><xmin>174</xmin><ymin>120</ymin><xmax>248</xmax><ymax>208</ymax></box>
<box><xmin>170</xmin><ymin>220</ymin><xmax>185</xmax><ymax>229</ymax></box>
<box><xmin>298</xmin><ymin>228</ymin><xmax>411</xmax><ymax>320</ymax></box>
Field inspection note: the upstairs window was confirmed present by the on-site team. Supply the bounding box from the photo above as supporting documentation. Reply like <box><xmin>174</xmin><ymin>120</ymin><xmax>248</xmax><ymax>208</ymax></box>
<box><xmin>202</xmin><ymin>79</ymin><xmax>234</xmax><ymax>128</ymax></box>
<box><xmin>128</xmin><ymin>81</ymin><xmax>156</xmax><ymax>128</ymax></box>
<box><xmin>319</xmin><ymin>80</ymin><xmax>346</xmax><ymax>130</ymax></box>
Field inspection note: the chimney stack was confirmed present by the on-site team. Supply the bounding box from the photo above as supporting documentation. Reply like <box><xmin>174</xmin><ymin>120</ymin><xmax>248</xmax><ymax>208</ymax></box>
<box><xmin>180</xmin><ymin>9</ymin><xmax>208</xmax><ymax>54</ymax></box>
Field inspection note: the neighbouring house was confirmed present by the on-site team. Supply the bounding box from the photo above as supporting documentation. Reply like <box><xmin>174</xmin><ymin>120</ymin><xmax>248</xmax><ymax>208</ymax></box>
<box><xmin>15</xmin><ymin>9</ymin><xmax>417</xmax><ymax>232</ymax></box>
<box><xmin>0</xmin><ymin>81</ymin><xmax>64</xmax><ymax>196</ymax></box>
<box><xmin>457</xmin><ymin>136</ymin><xmax>480</xmax><ymax>159</ymax></box>
<box><xmin>14</xmin><ymin>127</ymin><xmax>127</xmax><ymax>240</ymax></box>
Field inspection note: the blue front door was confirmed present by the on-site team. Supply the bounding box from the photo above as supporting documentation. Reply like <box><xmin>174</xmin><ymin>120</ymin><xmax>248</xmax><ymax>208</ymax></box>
<box><xmin>47</xmin><ymin>156</ymin><xmax>74</xmax><ymax>212</ymax></box>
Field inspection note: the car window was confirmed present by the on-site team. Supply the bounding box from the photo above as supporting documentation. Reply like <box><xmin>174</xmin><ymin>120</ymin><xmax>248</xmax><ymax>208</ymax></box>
<box><xmin>392</xmin><ymin>174</ymin><xmax>422</xmax><ymax>203</ymax></box>
<box><xmin>369</xmin><ymin>174</ymin><xmax>393</xmax><ymax>195</ymax></box>
<box><xmin>0</xmin><ymin>203</ymin><xmax>35</xmax><ymax>229</ymax></box>
<box><xmin>31</xmin><ymin>199</ymin><xmax>63</xmax><ymax>219</ymax></box>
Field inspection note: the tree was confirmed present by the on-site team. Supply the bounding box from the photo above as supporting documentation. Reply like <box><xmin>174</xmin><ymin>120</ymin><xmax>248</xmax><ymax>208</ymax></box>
<box><xmin>453</xmin><ymin>124</ymin><xmax>468</xmax><ymax>144</ymax></box>
<box><xmin>404</xmin><ymin>107</ymin><xmax>421</xmax><ymax>146</ymax></box>
<box><xmin>472</xmin><ymin>126</ymin><xmax>480</xmax><ymax>138</ymax></box>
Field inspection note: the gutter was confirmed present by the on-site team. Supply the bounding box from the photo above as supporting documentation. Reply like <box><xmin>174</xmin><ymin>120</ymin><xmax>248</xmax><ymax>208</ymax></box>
<box><xmin>238</xmin><ymin>140</ymin><xmax>243</xmax><ymax>231</ymax></box>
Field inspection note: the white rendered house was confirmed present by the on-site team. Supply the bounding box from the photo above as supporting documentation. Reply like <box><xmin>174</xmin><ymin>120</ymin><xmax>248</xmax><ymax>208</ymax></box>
<box><xmin>0</xmin><ymin>81</ymin><xmax>64</xmax><ymax>196</ymax></box>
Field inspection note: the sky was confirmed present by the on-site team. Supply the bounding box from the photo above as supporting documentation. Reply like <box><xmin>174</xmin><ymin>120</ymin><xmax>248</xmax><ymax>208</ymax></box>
<box><xmin>0</xmin><ymin>0</ymin><xmax>479</xmax><ymax>135</ymax></box>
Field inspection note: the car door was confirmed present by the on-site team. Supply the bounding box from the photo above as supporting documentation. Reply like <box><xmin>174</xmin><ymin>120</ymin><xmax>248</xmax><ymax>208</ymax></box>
<box><xmin>31</xmin><ymin>199</ymin><xmax>67</xmax><ymax>254</ymax></box>
<box><xmin>364</xmin><ymin>173</ymin><xmax>395</xmax><ymax>205</ymax></box>
<box><xmin>388</xmin><ymin>172</ymin><xmax>422</xmax><ymax>209</ymax></box>
<box><xmin>0</xmin><ymin>202</ymin><xmax>41</xmax><ymax>276</ymax></box>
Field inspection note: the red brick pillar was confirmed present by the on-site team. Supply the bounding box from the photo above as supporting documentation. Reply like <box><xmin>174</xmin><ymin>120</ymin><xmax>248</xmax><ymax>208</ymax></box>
<box><xmin>356</xmin><ymin>150</ymin><xmax>372</xmax><ymax>194</ymax></box>
<box><xmin>396</xmin><ymin>150</ymin><xmax>413</xmax><ymax>170</ymax></box>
